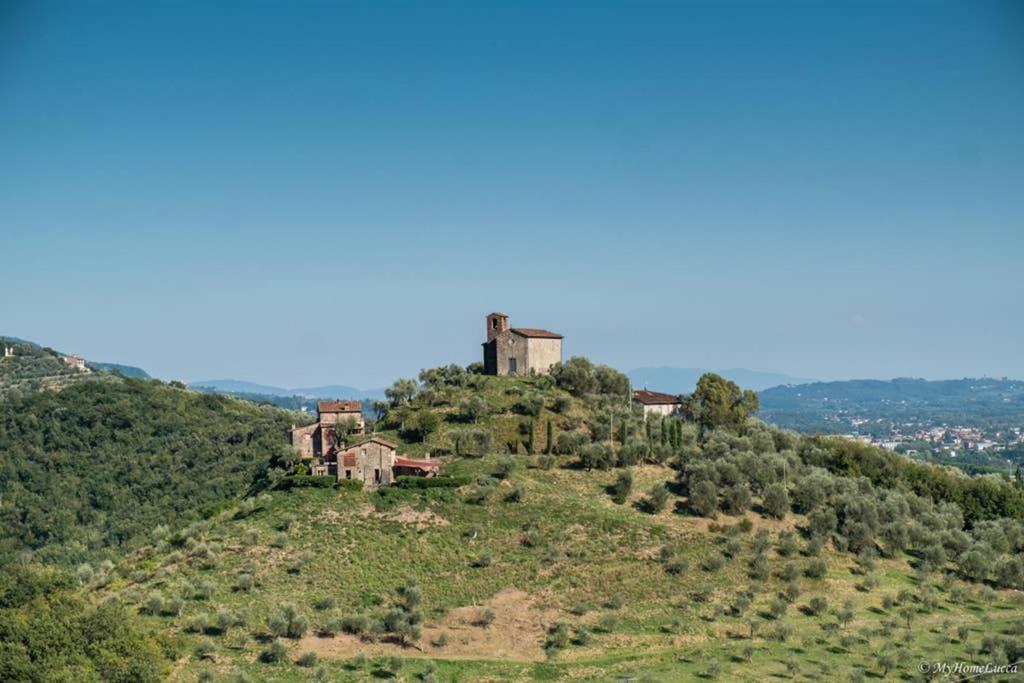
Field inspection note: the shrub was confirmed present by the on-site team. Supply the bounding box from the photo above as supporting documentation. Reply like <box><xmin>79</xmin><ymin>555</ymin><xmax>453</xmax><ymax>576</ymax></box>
<box><xmin>194</xmin><ymin>638</ymin><xmax>216</xmax><ymax>660</ymax></box>
<box><xmin>643</xmin><ymin>484</ymin><xmax>671</xmax><ymax>513</ymax></box>
<box><xmin>689</xmin><ymin>480</ymin><xmax>719</xmax><ymax>517</ymax></box>
<box><xmin>297</xmin><ymin>651</ymin><xmax>318</xmax><ymax>667</ymax></box>
<box><xmin>395</xmin><ymin>475</ymin><xmax>468</xmax><ymax>489</ymax></box>
<box><xmin>268</xmin><ymin>604</ymin><xmax>309</xmax><ymax>639</ymax></box>
<box><xmin>805</xmin><ymin>558</ymin><xmax>828</xmax><ymax>579</ymax></box>
<box><xmin>312</xmin><ymin>596</ymin><xmax>335</xmax><ymax>611</ymax></box>
<box><xmin>769</xmin><ymin>597</ymin><xmax>788</xmax><ymax>619</ymax></box>
<box><xmin>701</xmin><ymin>553</ymin><xmax>726</xmax><ymax>572</ymax></box>
<box><xmin>610</xmin><ymin>469</ymin><xmax>633</xmax><ymax>504</ymax></box>
<box><xmin>762</xmin><ymin>483</ymin><xmax>790</xmax><ymax>519</ymax></box>
<box><xmin>807</xmin><ymin>596</ymin><xmax>828</xmax><ymax>615</ymax></box>
<box><xmin>236</xmin><ymin>573</ymin><xmax>253</xmax><ymax>592</ymax></box>
<box><xmin>470</xmin><ymin>552</ymin><xmax>493</xmax><ymax>568</ymax></box>
<box><xmin>143</xmin><ymin>590</ymin><xmax>164</xmax><ymax>616</ymax></box>
<box><xmin>556</xmin><ymin>431</ymin><xmax>587</xmax><ymax>455</ymax></box>
<box><xmin>665</xmin><ymin>557</ymin><xmax>689</xmax><ymax>576</ymax></box>
<box><xmin>580</xmin><ymin>443</ymin><xmax>615</xmax><ymax>470</ymax></box>
<box><xmin>261</xmin><ymin>638</ymin><xmax>288</xmax><ymax>663</ymax></box>
<box><xmin>495</xmin><ymin>456</ymin><xmax>516</xmax><ymax>480</ymax></box>
<box><xmin>596</xmin><ymin>612</ymin><xmax>619</xmax><ymax>632</ymax></box>
<box><xmin>336</xmin><ymin>478</ymin><xmax>364</xmax><ymax>491</ymax></box>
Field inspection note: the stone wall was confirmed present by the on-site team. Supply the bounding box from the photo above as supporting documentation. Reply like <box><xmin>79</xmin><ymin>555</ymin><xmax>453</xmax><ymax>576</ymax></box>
<box><xmin>641</xmin><ymin>403</ymin><xmax>682</xmax><ymax>418</ymax></box>
<box><xmin>289</xmin><ymin>423</ymin><xmax>318</xmax><ymax>459</ymax></box>
<box><xmin>338</xmin><ymin>439</ymin><xmax>397</xmax><ymax>488</ymax></box>
<box><xmin>525</xmin><ymin>337</ymin><xmax>562</xmax><ymax>374</ymax></box>
<box><xmin>319</xmin><ymin>409</ymin><xmax>365</xmax><ymax>434</ymax></box>
<box><xmin>493</xmin><ymin>330</ymin><xmax>530</xmax><ymax>376</ymax></box>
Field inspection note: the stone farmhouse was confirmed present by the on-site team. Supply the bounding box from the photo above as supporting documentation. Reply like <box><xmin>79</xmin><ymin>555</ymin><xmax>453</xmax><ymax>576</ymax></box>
<box><xmin>482</xmin><ymin>312</ymin><xmax>563</xmax><ymax>376</ymax></box>
<box><xmin>633</xmin><ymin>389</ymin><xmax>685</xmax><ymax>418</ymax></box>
<box><xmin>292</xmin><ymin>401</ymin><xmax>440</xmax><ymax>488</ymax></box>
<box><xmin>289</xmin><ymin>400</ymin><xmax>365</xmax><ymax>460</ymax></box>
<box><xmin>62</xmin><ymin>354</ymin><xmax>87</xmax><ymax>371</ymax></box>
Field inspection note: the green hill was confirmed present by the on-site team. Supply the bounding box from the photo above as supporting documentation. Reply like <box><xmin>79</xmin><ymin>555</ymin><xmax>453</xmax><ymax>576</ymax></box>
<box><xmin>0</xmin><ymin>378</ymin><xmax>298</xmax><ymax>566</ymax></box>
<box><xmin>0</xmin><ymin>337</ymin><xmax>101</xmax><ymax>397</ymax></box>
<box><xmin>2</xmin><ymin>361</ymin><xmax>1024</xmax><ymax>681</ymax></box>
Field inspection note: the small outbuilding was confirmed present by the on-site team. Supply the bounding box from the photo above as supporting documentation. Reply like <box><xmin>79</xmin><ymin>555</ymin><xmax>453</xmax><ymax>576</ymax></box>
<box><xmin>633</xmin><ymin>389</ymin><xmax>685</xmax><ymax>418</ymax></box>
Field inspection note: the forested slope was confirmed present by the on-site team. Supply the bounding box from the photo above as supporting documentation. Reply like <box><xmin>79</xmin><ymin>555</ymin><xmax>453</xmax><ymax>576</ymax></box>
<box><xmin>0</xmin><ymin>378</ymin><xmax>297</xmax><ymax>566</ymax></box>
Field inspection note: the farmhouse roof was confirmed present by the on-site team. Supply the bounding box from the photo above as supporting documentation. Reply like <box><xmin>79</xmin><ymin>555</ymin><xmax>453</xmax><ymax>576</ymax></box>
<box><xmin>510</xmin><ymin>328</ymin><xmax>563</xmax><ymax>339</ymax></box>
<box><xmin>318</xmin><ymin>400</ymin><xmax>362</xmax><ymax>413</ymax></box>
<box><xmin>633</xmin><ymin>390</ymin><xmax>683</xmax><ymax>405</ymax></box>
<box><xmin>395</xmin><ymin>456</ymin><xmax>442</xmax><ymax>470</ymax></box>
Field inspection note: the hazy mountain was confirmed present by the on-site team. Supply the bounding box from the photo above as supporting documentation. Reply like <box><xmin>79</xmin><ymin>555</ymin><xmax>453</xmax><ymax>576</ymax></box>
<box><xmin>628</xmin><ymin>366</ymin><xmax>814</xmax><ymax>393</ymax></box>
<box><xmin>190</xmin><ymin>379</ymin><xmax>384</xmax><ymax>400</ymax></box>
<box><xmin>88</xmin><ymin>362</ymin><xmax>150</xmax><ymax>378</ymax></box>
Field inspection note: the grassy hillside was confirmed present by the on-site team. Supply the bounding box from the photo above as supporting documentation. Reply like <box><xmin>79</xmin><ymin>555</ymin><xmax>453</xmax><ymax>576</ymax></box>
<box><xmin>0</xmin><ymin>378</ymin><xmax>298</xmax><ymax>566</ymax></box>
<box><xmin>4</xmin><ymin>362</ymin><xmax>1024</xmax><ymax>681</ymax></box>
<box><xmin>93</xmin><ymin>457</ymin><xmax>1023</xmax><ymax>681</ymax></box>
<box><xmin>57</xmin><ymin>365</ymin><xmax>1021</xmax><ymax>682</ymax></box>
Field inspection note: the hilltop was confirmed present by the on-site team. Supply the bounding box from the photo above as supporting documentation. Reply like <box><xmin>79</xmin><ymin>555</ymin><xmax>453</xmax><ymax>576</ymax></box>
<box><xmin>0</xmin><ymin>335</ymin><xmax>149</xmax><ymax>397</ymax></box>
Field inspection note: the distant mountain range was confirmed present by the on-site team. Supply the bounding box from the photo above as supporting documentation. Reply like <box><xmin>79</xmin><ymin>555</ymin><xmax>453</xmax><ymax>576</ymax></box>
<box><xmin>627</xmin><ymin>367</ymin><xmax>814</xmax><ymax>393</ymax></box>
<box><xmin>188</xmin><ymin>379</ymin><xmax>385</xmax><ymax>400</ymax></box>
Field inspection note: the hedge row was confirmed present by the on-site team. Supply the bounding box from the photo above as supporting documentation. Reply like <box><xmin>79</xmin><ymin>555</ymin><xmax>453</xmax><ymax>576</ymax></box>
<box><xmin>394</xmin><ymin>475</ymin><xmax>470</xmax><ymax>489</ymax></box>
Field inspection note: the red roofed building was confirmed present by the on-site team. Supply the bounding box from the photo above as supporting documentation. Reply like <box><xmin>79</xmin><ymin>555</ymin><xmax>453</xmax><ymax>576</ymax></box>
<box><xmin>633</xmin><ymin>389</ymin><xmax>685</xmax><ymax>418</ymax></box>
<box><xmin>334</xmin><ymin>437</ymin><xmax>442</xmax><ymax>487</ymax></box>
<box><xmin>482</xmin><ymin>312</ymin><xmax>563</xmax><ymax>376</ymax></box>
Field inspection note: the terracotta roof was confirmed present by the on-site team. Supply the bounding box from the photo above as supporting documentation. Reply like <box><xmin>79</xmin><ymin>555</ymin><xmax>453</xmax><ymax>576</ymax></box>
<box><xmin>510</xmin><ymin>327</ymin><xmax>563</xmax><ymax>339</ymax></box>
<box><xmin>318</xmin><ymin>400</ymin><xmax>362</xmax><ymax>413</ymax></box>
<box><xmin>488</xmin><ymin>311</ymin><xmax>509</xmax><ymax>317</ymax></box>
<box><xmin>633</xmin><ymin>389</ymin><xmax>682</xmax><ymax>405</ymax></box>
<box><xmin>395</xmin><ymin>456</ymin><xmax>442</xmax><ymax>470</ymax></box>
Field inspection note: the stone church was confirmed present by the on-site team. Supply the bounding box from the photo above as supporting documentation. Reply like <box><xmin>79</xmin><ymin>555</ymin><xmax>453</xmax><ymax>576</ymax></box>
<box><xmin>482</xmin><ymin>312</ymin><xmax>563</xmax><ymax>376</ymax></box>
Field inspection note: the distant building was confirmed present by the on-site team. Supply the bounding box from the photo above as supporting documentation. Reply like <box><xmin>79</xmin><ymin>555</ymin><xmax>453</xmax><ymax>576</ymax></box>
<box><xmin>633</xmin><ymin>389</ymin><xmax>685</xmax><ymax>418</ymax></box>
<box><xmin>292</xmin><ymin>404</ymin><xmax>440</xmax><ymax>487</ymax></box>
<box><xmin>2</xmin><ymin>346</ymin><xmax>13</xmax><ymax>359</ymax></box>
<box><xmin>482</xmin><ymin>312</ymin><xmax>563</xmax><ymax>376</ymax></box>
<box><xmin>62</xmin><ymin>354</ymin><xmax>87</xmax><ymax>371</ymax></box>
<box><xmin>290</xmin><ymin>400</ymin><xmax>365</xmax><ymax>459</ymax></box>
<box><xmin>331</xmin><ymin>437</ymin><xmax>441</xmax><ymax>487</ymax></box>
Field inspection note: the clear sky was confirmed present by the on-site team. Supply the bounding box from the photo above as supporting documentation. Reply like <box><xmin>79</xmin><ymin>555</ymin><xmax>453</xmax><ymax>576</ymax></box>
<box><xmin>2</xmin><ymin>0</ymin><xmax>1022</xmax><ymax>388</ymax></box>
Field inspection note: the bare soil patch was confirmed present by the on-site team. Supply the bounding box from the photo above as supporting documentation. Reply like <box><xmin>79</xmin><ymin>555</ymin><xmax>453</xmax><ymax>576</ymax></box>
<box><xmin>357</xmin><ymin>504</ymin><xmax>450</xmax><ymax>530</ymax></box>
<box><xmin>300</xmin><ymin>587</ymin><xmax>555</xmax><ymax>662</ymax></box>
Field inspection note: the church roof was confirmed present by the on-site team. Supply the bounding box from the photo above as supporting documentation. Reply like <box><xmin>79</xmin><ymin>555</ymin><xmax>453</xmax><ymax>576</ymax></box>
<box><xmin>510</xmin><ymin>328</ymin><xmax>563</xmax><ymax>339</ymax></box>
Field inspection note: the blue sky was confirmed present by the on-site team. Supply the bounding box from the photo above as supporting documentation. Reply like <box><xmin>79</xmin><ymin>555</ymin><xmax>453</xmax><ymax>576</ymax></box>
<box><xmin>2</xmin><ymin>0</ymin><xmax>1022</xmax><ymax>387</ymax></box>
